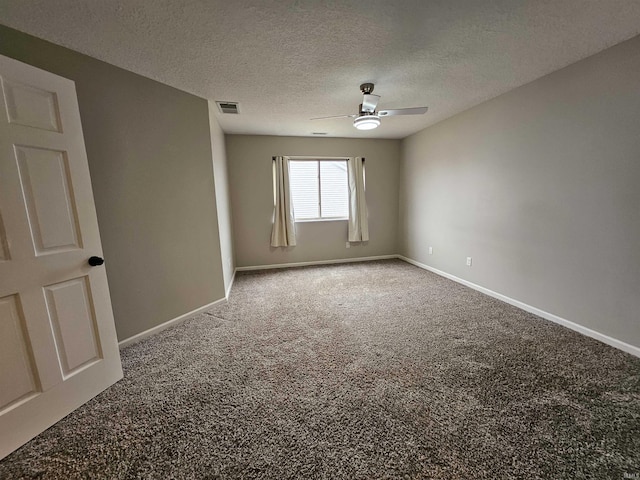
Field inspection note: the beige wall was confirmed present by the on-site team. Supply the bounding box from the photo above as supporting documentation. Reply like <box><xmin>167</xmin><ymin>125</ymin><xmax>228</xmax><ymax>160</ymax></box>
<box><xmin>208</xmin><ymin>103</ymin><xmax>235</xmax><ymax>292</ymax></box>
<box><xmin>0</xmin><ymin>25</ymin><xmax>226</xmax><ymax>341</ymax></box>
<box><xmin>400</xmin><ymin>35</ymin><xmax>640</xmax><ymax>349</ymax></box>
<box><xmin>226</xmin><ymin>135</ymin><xmax>400</xmax><ymax>267</ymax></box>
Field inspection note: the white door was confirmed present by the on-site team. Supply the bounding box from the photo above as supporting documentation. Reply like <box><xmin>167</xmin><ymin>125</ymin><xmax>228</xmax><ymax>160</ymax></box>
<box><xmin>0</xmin><ymin>54</ymin><xmax>122</xmax><ymax>459</ymax></box>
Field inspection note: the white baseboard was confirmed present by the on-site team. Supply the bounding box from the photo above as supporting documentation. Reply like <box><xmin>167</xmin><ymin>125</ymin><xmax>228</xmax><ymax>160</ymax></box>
<box><xmin>118</xmin><ymin>297</ymin><xmax>226</xmax><ymax>349</ymax></box>
<box><xmin>235</xmin><ymin>254</ymin><xmax>398</xmax><ymax>272</ymax></box>
<box><xmin>226</xmin><ymin>268</ymin><xmax>236</xmax><ymax>299</ymax></box>
<box><xmin>397</xmin><ymin>255</ymin><xmax>640</xmax><ymax>359</ymax></box>
<box><xmin>119</xmin><ymin>255</ymin><xmax>640</xmax><ymax>359</ymax></box>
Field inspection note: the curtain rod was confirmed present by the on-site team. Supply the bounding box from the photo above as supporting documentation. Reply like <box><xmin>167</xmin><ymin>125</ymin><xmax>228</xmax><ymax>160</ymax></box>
<box><xmin>272</xmin><ymin>156</ymin><xmax>365</xmax><ymax>161</ymax></box>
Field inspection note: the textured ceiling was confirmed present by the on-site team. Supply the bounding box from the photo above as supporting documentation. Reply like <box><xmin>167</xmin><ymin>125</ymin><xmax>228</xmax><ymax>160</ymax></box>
<box><xmin>1</xmin><ymin>1</ymin><xmax>640</xmax><ymax>139</ymax></box>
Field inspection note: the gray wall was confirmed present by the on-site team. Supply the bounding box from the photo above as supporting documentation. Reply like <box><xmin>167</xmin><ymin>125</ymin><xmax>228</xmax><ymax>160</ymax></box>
<box><xmin>209</xmin><ymin>102</ymin><xmax>235</xmax><ymax>292</ymax></box>
<box><xmin>399</xmin><ymin>35</ymin><xmax>640</xmax><ymax>349</ymax></box>
<box><xmin>0</xmin><ymin>25</ymin><xmax>226</xmax><ymax>341</ymax></box>
<box><xmin>226</xmin><ymin>135</ymin><xmax>400</xmax><ymax>267</ymax></box>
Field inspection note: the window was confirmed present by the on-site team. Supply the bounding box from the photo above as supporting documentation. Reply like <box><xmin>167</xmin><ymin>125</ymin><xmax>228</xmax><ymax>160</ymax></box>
<box><xmin>289</xmin><ymin>159</ymin><xmax>349</xmax><ymax>221</ymax></box>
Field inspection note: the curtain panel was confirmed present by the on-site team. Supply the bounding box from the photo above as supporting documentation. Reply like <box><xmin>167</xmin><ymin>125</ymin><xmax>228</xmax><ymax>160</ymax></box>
<box><xmin>347</xmin><ymin>157</ymin><xmax>369</xmax><ymax>242</ymax></box>
<box><xmin>271</xmin><ymin>156</ymin><xmax>297</xmax><ymax>247</ymax></box>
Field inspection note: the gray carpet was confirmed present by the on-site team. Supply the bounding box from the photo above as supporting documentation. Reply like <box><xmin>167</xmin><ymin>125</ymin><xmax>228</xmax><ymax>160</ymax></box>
<box><xmin>1</xmin><ymin>259</ymin><xmax>639</xmax><ymax>479</ymax></box>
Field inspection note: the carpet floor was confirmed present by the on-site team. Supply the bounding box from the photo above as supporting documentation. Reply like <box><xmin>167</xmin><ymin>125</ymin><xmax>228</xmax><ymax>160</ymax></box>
<box><xmin>1</xmin><ymin>259</ymin><xmax>639</xmax><ymax>479</ymax></box>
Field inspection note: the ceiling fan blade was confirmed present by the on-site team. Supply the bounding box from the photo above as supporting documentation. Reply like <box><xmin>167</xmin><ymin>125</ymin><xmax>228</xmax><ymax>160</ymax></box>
<box><xmin>378</xmin><ymin>107</ymin><xmax>428</xmax><ymax>116</ymax></box>
<box><xmin>310</xmin><ymin>114</ymin><xmax>357</xmax><ymax>120</ymax></box>
<box><xmin>361</xmin><ymin>94</ymin><xmax>380</xmax><ymax>113</ymax></box>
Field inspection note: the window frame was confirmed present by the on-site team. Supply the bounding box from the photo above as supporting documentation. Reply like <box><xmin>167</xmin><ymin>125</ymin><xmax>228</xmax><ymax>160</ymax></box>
<box><xmin>287</xmin><ymin>156</ymin><xmax>350</xmax><ymax>223</ymax></box>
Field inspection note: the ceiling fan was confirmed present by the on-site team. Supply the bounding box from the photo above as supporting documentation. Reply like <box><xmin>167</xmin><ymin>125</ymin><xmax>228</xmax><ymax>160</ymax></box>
<box><xmin>311</xmin><ymin>83</ymin><xmax>428</xmax><ymax>130</ymax></box>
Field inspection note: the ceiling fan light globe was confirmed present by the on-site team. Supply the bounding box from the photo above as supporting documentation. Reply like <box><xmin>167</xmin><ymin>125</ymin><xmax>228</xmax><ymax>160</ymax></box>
<box><xmin>353</xmin><ymin>115</ymin><xmax>380</xmax><ymax>130</ymax></box>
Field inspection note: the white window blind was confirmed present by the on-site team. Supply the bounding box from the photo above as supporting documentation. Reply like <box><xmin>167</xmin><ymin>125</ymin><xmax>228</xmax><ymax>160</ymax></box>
<box><xmin>289</xmin><ymin>161</ymin><xmax>319</xmax><ymax>220</ymax></box>
<box><xmin>289</xmin><ymin>159</ymin><xmax>348</xmax><ymax>221</ymax></box>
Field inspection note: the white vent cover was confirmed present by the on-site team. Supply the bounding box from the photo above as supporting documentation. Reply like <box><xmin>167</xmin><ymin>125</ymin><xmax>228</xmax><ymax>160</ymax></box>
<box><xmin>216</xmin><ymin>101</ymin><xmax>239</xmax><ymax>114</ymax></box>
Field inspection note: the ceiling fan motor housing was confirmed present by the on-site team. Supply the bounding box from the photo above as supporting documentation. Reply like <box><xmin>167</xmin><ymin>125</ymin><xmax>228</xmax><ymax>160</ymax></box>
<box><xmin>358</xmin><ymin>103</ymin><xmax>377</xmax><ymax>115</ymax></box>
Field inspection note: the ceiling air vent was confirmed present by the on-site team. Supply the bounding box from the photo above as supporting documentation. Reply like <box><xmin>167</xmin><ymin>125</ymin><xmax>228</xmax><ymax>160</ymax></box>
<box><xmin>216</xmin><ymin>101</ymin><xmax>239</xmax><ymax>114</ymax></box>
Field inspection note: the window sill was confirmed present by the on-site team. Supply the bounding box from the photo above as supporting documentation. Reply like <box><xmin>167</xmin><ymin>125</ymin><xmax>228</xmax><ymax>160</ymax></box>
<box><xmin>295</xmin><ymin>218</ymin><xmax>348</xmax><ymax>223</ymax></box>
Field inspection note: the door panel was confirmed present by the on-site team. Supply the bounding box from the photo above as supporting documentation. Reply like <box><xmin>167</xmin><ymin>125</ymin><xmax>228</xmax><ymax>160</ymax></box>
<box><xmin>2</xmin><ymin>78</ymin><xmax>62</xmax><ymax>133</ymax></box>
<box><xmin>44</xmin><ymin>277</ymin><xmax>101</xmax><ymax>377</ymax></box>
<box><xmin>0</xmin><ymin>294</ymin><xmax>38</xmax><ymax>413</ymax></box>
<box><xmin>0</xmin><ymin>54</ymin><xmax>122</xmax><ymax>459</ymax></box>
<box><xmin>15</xmin><ymin>146</ymin><xmax>81</xmax><ymax>254</ymax></box>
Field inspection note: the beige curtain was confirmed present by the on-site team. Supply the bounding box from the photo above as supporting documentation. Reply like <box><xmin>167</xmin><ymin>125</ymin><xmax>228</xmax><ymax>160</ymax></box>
<box><xmin>347</xmin><ymin>156</ymin><xmax>369</xmax><ymax>242</ymax></box>
<box><xmin>271</xmin><ymin>156</ymin><xmax>296</xmax><ymax>247</ymax></box>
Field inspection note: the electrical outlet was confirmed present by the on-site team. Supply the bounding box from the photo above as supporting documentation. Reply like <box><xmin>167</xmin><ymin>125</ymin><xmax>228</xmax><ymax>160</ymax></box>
<box><xmin>428</xmin><ymin>246</ymin><xmax>433</xmax><ymax>255</ymax></box>
<box><xmin>466</xmin><ymin>257</ymin><xmax>472</xmax><ymax>266</ymax></box>
<box><xmin>346</xmin><ymin>242</ymin><xmax>350</xmax><ymax>249</ymax></box>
